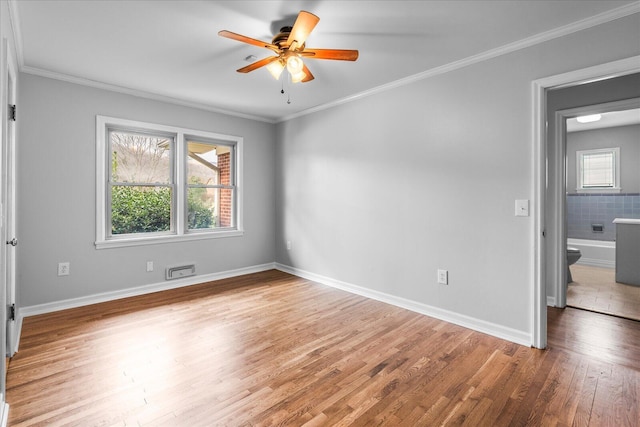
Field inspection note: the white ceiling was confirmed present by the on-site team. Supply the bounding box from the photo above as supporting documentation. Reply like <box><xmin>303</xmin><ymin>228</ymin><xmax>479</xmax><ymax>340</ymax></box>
<box><xmin>10</xmin><ymin>1</ymin><xmax>640</xmax><ymax>122</ymax></box>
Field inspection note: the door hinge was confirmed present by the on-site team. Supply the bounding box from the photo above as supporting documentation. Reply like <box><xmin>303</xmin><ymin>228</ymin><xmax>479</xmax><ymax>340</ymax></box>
<box><xmin>8</xmin><ymin>304</ymin><xmax>15</xmax><ymax>322</ymax></box>
<box><xmin>9</xmin><ymin>104</ymin><xmax>16</xmax><ymax>122</ymax></box>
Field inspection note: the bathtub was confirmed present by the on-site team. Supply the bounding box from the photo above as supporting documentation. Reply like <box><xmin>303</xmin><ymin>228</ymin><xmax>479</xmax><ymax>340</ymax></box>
<box><xmin>567</xmin><ymin>238</ymin><xmax>615</xmax><ymax>269</ymax></box>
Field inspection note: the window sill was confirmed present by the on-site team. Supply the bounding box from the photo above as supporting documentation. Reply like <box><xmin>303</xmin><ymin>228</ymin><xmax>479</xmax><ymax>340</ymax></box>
<box><xmin>95</xmin><ymin>229</ymin><xmax>244</xmax><ymax>249</ymax></box>
<box><xmin>576</xmin><ymin>188</ymin><xmax>621</xmax><ymax>194</ymax></box>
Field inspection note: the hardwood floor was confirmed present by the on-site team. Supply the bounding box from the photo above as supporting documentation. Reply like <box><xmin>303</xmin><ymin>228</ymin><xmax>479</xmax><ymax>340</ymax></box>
<box><xmin>6</xmin><ymin>270</ymin><xmax>640</xmax><ymax>426</ymax></box>
<box><xmin>567</xmin><ymin>264</ymin><xmax>640</xmax><ymax>321</ymax></box>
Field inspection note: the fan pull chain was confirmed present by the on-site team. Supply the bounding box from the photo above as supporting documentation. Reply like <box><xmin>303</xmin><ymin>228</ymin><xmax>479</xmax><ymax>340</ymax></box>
<box><xmin>280</xmin><ymin>70</ymin><xmax>292</xmax><ymax>104</ymax></box>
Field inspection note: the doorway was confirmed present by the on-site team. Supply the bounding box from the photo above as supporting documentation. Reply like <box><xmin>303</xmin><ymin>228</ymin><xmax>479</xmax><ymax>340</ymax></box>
<box><xmin>562</xmin><ymin>103</ymin><xmax>640</xmax><ymax>321</ymax></box>
<box><xmin>532</xmin><ymin>56</ymin><xmax>640</xmax><ymax>349</ymax></box>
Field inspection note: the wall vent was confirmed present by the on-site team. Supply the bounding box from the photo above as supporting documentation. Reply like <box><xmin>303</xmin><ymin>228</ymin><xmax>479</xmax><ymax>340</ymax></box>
<box><xmin>165</xmin><ymin>264</ymin><xmax>196</xmax><ymax>280</ymax></box>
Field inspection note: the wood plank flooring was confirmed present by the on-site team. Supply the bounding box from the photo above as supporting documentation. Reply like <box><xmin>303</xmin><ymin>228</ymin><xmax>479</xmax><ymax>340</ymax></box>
<box><xmin>568</xmin><ymin>264</ymin><xmax>640</xmax><ymax>321</ymax></box>
<box><xmin>6</xmin><ymin>270</ymin><xmax>640</xmax><ymax>426</ymax></box>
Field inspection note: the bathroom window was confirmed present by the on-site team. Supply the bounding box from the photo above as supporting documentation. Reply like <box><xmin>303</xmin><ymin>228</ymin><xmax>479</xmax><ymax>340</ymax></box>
<box><xmin>576</xmin><ymin>147</ymin><xmax>620</xmax><ymax>193</ymax></box>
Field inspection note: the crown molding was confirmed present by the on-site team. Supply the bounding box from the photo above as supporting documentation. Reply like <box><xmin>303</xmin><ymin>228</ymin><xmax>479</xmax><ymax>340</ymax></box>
<box><xmin>9</xmin><ymin>0</ymin><xmax>274</xmax><ymax>123</ymax></box>
<box><xmin>8</xmin><ymin>0</ymin><xmax>639</xmax><ymax>125</ymax></box>
<box><xmin>20</xmin><ymin>65</ymin><xmax>276</xmax><ymax>123</ymax></box>
<box><xmin>277</xmin><ymin>1</ymin><xmax>640</xmax><ymax>123</ymax></box>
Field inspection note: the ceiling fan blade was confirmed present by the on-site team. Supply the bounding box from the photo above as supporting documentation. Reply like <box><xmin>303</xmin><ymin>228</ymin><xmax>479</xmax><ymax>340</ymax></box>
<box><xmin>218</xmin><ymin>30</ymin><xmax>280</xmax><ymax>52</ymax></box>
<box><xmin>286</xmin><ymin>11</ymin><xmax>320</xmax><ymax>50</ymax></box>
<box><xmin>301</xmin><ymin>64</ymin><xmax>314</xmax><ymax>82</ymax></box>
<box><xmin>302</xmin><ymin>48</ymin><xmax>359</xmax><ymax>61</ymax></box>
<box><xmin>236</xmin><ymin>56</ymin><xmax>280</xmax><ymax>73</ymax></box>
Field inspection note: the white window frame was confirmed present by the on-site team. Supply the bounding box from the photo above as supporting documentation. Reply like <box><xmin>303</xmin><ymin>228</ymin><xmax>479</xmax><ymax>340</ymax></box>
<box><xmin>576</xmin><ymin>147</ymin><xmax>621</xmax><ymax>193</ymax></box>
<box><xmin>96</xmin><ymin>116</ymin><xmax>243</xmax><ymax>249</ymax></box>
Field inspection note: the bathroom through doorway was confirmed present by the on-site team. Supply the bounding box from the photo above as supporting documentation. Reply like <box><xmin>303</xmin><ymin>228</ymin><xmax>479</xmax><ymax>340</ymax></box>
<box><xmin>562</xmin><ymin>102</ymin><xmax>640</xmax><ymax>321</ymax></box>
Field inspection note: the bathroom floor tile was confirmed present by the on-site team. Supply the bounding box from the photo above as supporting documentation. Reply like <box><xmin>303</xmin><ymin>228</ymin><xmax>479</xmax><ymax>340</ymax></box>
<box><xmin>567</xmin><ymin>264</ymin><xmax>640</xmax><ymax>321</ymax></box>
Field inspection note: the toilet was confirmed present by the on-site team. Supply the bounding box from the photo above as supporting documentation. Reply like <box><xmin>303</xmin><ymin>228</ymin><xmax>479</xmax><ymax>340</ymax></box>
<box><xmin>567</xmin><ymin>247</ymin><xmax>582</xmax><ymax>283</ymax></box>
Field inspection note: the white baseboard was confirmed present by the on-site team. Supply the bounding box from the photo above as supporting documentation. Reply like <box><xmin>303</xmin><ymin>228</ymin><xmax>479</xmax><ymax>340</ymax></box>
<box><xmin>275</xmin><ymin>263</ymin><xmax>532</xmax><ymax>347</ymax></box>
<box><xmin>576</xmin><ymin>258</ymin><xmax>615</xmax><ymax>269</ymax></box>
<box><xmin>9</xmin><ymin>318</ymin><xmax>21</xmax><ymax>355</ymax></box>
<box><xmin>0</xmin><ymin>402</ymin><xmax>8</xmax><ymax>427</ymax></box>
<box><xmin>547</xmin><ymin>296</ymin><xmax>557</xmax><ymax>307</ymax></box>
<box><xmin>19</xmin><ymin>262</ymin><xmax>276</xmax><ymax>319</ymax></box>
<box><xmin>17</xmin><ymin>261</ymin><xmax>533</xmax><ymax>353</ymax></box>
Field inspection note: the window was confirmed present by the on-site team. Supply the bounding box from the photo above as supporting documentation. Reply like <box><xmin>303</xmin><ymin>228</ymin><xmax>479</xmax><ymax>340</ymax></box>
<box><xmin>96</xmin><ymin>116</ymin><xmax>242</xmax><ymax>248</ymax></box>
<box><xmin>576</xmin><ymin>147</ymin><xmax>620</xmax><ymax>193</ymax></box>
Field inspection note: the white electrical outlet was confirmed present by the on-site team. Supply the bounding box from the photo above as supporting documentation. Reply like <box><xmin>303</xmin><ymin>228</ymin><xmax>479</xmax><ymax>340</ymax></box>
<box><xmin>58</xmin><ymin>262</ymin><xmax>70</xmax><ymax>276</ymax></box>
<box><xmin>146</xmin><ymin>261</ymin><xmax>154</xmax><ymax>272</ymax></box>
<box><xmin>286</xmin><ymin>240</ymin><xmax>292</xmax><ymax>250</ymax></box>
<box><xmin>437</xmin><ymin>269</ymin><xmax>448</xmax><ymax>285</ymax></box>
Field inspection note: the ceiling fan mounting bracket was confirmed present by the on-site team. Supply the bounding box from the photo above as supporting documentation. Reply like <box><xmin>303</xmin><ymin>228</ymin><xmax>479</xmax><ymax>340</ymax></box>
<box><xmin>272</xmin><ymin>27</ymin><xmax>291</xmax><ymax>48</ymax></box>
<box><xmin>272</xmin><ymin>27</ymin><xmax>305</xmax><ymax>52</ymax></box>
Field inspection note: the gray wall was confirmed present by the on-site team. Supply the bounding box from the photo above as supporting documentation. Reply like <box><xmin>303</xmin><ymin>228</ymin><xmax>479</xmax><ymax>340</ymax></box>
<box><xmin>567</xmin><ymin>124</ymin><xmax>640</xmax><ymax>194</ymax></box>
<box><xmin>275</xmin><ymin>14</ymin><xmax>640</xmax><ymax>336</ymax></box>
<box><xmin>17</xmin><ymin>74</ymin><xmax>276</xmax><ymax>307</ymax></box>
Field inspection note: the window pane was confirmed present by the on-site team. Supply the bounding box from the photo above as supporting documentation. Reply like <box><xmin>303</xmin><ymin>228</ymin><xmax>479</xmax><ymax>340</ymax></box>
<box><xmin>111</xmin><ymin>131</ymin><xmax>172</xmax><ymax>184</ymax></box>
<box><xmin>187</xmin><ymin>187</ymin><xmax>234</xmax><ymax>230</ymax></box>
<box><xmin>187</xmin><ymin>187</ymin><xmax>216</xmax><ymax>230</ymax></box>
<box><xmin>111</xmin><ymin>185</ymin><xmax>172</xmax><ymax>234</ymax></box>
<box><xmin>187</xmin><ymin>141</ymin><xmax>233</xmax><ymax>186</ymax></box>
<box><xmin>98</xmin><ymin>116</ymin><xmax>242</xmax><ymax>246</ymax></box>
<box><xmin>582</xmin><ymin>152</ymin><xmax>614</xmax><ymax>187</ymax></box>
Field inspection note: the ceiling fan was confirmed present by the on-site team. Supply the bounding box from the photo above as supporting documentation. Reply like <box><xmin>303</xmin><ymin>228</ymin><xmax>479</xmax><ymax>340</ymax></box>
<box><xmin>218</xmin><ymin>10</ymin><xmax>359</xmax><ymax>83</ymax></box>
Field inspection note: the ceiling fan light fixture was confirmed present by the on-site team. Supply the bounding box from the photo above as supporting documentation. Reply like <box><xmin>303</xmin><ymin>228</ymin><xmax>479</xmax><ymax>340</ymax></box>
<box><xmin>286</xmin><ymin>55</ymin><xmax>304</xmax><ymax>74</ymax></box>
<box><xmin>266</xmin><ymin>60</ymin><xmax>285</xmax><ymax>80</ymax></box>
<box><xmin>219</xmin><ymin>10</ymin><xmax>358</xmax><ymax>86</ymax></box>
<box><xmin>576</xmin><ymin>114</ymin><xmax>602</xmax><ymax>123</ymax></box>
<box><xmin>290</xmin><ymin>70</ymin><xmax>307</xmax><ymax>83</ymax></box>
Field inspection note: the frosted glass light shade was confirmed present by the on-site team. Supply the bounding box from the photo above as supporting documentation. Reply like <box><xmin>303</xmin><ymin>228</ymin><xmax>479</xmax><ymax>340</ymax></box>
<box><xmin>266</xmin><ymin>61</ymin><xmax>285</xmax><ymax>80</ymax></box>
<box><xmin>290</xmin><ymin>70</ymin><xmax>307</xmax><ymax>83</ymax></box>
<box><xmin>286</xmin><ymin>55</ymin><xmax>304</xmax><ymax>74</ymax></box>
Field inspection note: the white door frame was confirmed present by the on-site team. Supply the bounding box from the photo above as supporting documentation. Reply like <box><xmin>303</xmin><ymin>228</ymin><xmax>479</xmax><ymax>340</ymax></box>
<box><xmin>554</xmin><ymin>98</ymin><xmax>640</xmax><ymax>308</ymax></box>
<box><xmin>0</xmin><ymin>35</ymin><xmax>14</xmax><ymax>426</ymax></box>
<box><xmin>2</xmin><ymin>40</ymin><xmax>17</xmax><ymax>357</ymax></box>
<box><xmin>532</xmin><ymin>55</ymin><xmax>640</xmax><ymax>349</ymax></box>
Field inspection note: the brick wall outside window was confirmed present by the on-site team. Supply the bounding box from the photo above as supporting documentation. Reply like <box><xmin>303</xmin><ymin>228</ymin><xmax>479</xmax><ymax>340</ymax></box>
<box><xmin>218</xmin><ymin>152</ymin><xmax>232</xmax><ymax>227</ymax></box>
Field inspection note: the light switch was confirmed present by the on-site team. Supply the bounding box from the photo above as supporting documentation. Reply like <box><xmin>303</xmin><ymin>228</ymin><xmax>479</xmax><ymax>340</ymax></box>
<box><xmin>515</xmin><ymin>199</ymin><xmax>529</xmax><ymax>217</ymax></box>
